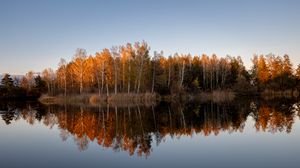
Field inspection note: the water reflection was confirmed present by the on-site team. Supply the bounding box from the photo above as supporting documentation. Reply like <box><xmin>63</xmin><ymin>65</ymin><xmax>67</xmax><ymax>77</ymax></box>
<box><xmin>1</xmin><ymin>99</ymin><xmax>300</xmax><ymax>157</ymax></box>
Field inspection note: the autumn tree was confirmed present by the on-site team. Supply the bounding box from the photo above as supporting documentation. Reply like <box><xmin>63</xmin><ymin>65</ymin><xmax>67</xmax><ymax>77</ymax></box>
<box><xmin>57</xmin><ymin>58</ymin><xmax>68</xmax><ymax>97</ymax></box>
<box><xmin>266</xmin><ymin>54</ymin><xmax>282</xmax><ymax>80</ymax></box>
<box><xmin>282</xmin><ymin>54</ymin><xmax>293</xmax><ymax>75</ymax></box>
<box><xmin>25</xmin><ymin>71</ymin><xmax>35</xmax><ymax>91</ymax></box>
<box><xmin>134</xmin><ymin>41</ymin><xmax>150</xmax><ymax>93</ymax></box>
<box><xmin>257</xmin><ymin>55</ymin><xmax>270</xmax><ymax>89</ymax></box>
<box><xmin>42</xmin><ymin>68</ymin><xmax>55</xmax><ymax>95</ymax></box>
<box><xmin>111</xmin><ymin>46</ymin><xmax>120</xmax><ymax>94</ymax></box>
<box><xmin>101</xmin><ymin>48</ymin><xmax>113</xmax><ymax>96</ymax></box>
<box><xmin>280</xmin><ymin>54</ymin><xmax>295</xmax><ymax>89</ymax></box>
<box><xmin>151</xmin><ymin>51</ymin><xmax>162</xmax><ymax>93</ymax></box>
<box><xmin>201</xmin><ymin>54</ymin><xmax>209</xmax><ymax>90</ymax></box>
<box><xmin>93</xmin><ymin>52</ymin><xmax>103</xmax><ymax>96</ymax></box>
<box><xmin>71</xmin><ymin>48</ymin><xmax>87</xmax><ymax>94</ymax></box>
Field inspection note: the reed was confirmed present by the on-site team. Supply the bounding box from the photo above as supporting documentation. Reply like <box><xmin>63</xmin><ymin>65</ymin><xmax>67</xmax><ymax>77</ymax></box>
<box><xmin>39</xmin><ymin>92</ymin><xmax>157</xmax><ymax>107</ymax></box>
<box><xmin>193</xmin><ymin>90</ymin><xmax>236</xmax><ymax>103</ymax></box>
<box><xmin>261</xmin><ymin>89</ymin><xmax>299</xmax><ymax>100</ymax></box>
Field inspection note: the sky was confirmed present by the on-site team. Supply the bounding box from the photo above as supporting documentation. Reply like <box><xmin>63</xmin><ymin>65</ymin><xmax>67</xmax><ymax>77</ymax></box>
<box><xmin>1</xmin><ymin>0</ymin><xmax>300</xmax><ymax>74</ymax></box>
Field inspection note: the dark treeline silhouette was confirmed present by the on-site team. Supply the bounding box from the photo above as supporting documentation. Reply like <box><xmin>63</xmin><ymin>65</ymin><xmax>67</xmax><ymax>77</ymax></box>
<box><xmin>2</xmin><ymin>41</ymin><xmax>300</xmax><ymax>100</ymax></box>
<box><xmin>0</xmin><ymin>73</ymin><xmax>46</xmax><ymax>99</ymax></box>
<box><xmin>1</xmin><ymin>99</ymin><xmax>300</xmax><ymax>157</ymax></box>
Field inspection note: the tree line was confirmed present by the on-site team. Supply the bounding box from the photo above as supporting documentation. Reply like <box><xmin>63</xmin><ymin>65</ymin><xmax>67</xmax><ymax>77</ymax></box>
<box><xmin>1</xmin><ymin>41</ymin><xmax>300</xmax><ymax>98</ymax></box>
<box><xmin>0</xmin><ymin>72</ymin><xmax>46</xmax><ymax>98</ymax></box>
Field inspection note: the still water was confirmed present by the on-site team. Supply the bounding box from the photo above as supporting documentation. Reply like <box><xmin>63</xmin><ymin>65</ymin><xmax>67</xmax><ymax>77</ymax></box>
<box><xmin>1</xmin><ymin>99</ymin><xmax>300</xmax><ymax>168</ymax></box>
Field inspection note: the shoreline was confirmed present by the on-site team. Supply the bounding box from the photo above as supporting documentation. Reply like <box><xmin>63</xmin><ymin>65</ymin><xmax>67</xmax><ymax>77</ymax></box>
<box><xmin>38</xmin><ymin>93</ymin><xmax>158</xmax><ymax>107</ymax></box>
<box><xmin>0</xmin><ymin>89</ymin><xmax>296</xmax><ymax>106</ymax></box>
<box><xmin>38</xmin><ymin>91</ymin><xmax>238</xmax><ymax>106</ymax></box>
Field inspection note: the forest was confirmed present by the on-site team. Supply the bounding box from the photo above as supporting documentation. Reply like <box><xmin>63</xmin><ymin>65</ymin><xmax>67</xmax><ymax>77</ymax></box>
<box><xmin>1</xmin><ymin>41</ymin><xmax>300</xmax><ymax>101</ymax></box>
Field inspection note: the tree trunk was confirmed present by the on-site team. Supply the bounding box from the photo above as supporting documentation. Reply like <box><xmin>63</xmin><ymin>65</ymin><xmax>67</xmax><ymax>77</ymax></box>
<box><xmin>203</xmin><ymin>64</ymin><xmax>206</xmax><ymax>90</ymax></box>
<box><xmin>47</xmin><ymin>83</ymin><xmax>50</xmax><ymax>95</ymax></box>
<box><xmin>216</xmin><ymin>64</ymin><xmax>219</xmax><ymax>88</ymax></box>
<box><xmin>96</xmin><ymin>74</ymin><xmax>101</xmax><ymax>96</ymax></box>
<box><xmin>105</xmin><ymin>72</ymin><xmax>109</xmax><ymax>97</ymax></box>
<box><xmin>80</xmin><ymin>63</ymin><xmax>83</xmax><ymax>94</ymax></box>
<box><xmin>137</xmin><ymin>57</ymin><xmax>144</xmax><ymax>94</ymax></box>
<box><xmin>71</xmin><ymin>73</ymin><xmax>74</xmax><ymax>93</ymax></box>
<box><xmin>210</xmin><ymin>67</ymin><xmax>213</xmax><ymax>91</ymax></box>
<box><xmin>168</xmin><ymin>63</ymin><xmax>171</xmax><ymax>88</ymax></box>
<box><xmin>180</xmin><ymin>61</ymin><xmax>185</xmax><ymax>88</ymax></box>
<box><xmin>151</xmin><ymin>61</ymin><xmax>156</xmax><ymax>93</ymax></box>
<box><xmin>101</xmin><ymin>61</ymin><xmax>104</xmax><ymax>93</ymax></box>
<box><xmin>128</xmin><ymin>60</ymin><xmax>131</xmax><ymax>94</ymax></box>
<box><xmin>113</xmin><ymin>58</ymin><xmax>118</xmax><ymax>95</ymax></box>
<box><xmin>80</xmin><ymin>78</ymin><xmax>83</xmax><ymax>94</ymax></box>
<box><xmin>64</xmin><ymin>70</ymin><xmax>67</xmax><ymax>97</ymax></box>
<box><xmin>122</xmin><ymin>60</ymin><xmax>125</xmax><ymax>92</ymax></box>
<box><xmin>106</xmin><ymin>77</ymin><xmax>109</xmax><ymax>97</ymax></box>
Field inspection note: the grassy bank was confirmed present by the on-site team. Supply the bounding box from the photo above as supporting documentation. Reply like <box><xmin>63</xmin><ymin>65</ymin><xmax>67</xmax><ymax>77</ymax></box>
<box><xmin>261</xmin><ymin>89</ymin><xmax>299</xmax><ymax>100</ymax></box>
<box><xmin>39</xmin><ymin>91</ymin><xmax>236</xmax><ymax>106</ymax></box>
<box><xmin>39</xmin><ymin>89</ymin><xmax>300</xmax><ymax>107</ymax></box>
<box><xmin>39</xmin><ymin>93</ymin><xmax>157</xmax><ymax>107</ymax></box>
<box><xmin>159</xmin><ymin>90</ymin><xmax>236</xmax><ymax>103</ymax></box>
<box><xmin>192</xmin><ymin>90</ymin><xmax>236</xmax><ymax>103</ymax></box>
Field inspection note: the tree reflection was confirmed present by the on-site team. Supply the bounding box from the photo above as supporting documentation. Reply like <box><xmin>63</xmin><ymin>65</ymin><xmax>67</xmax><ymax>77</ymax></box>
<box><xmin>1</xmin><ymin>99</ymin><xmax>300</xmax><ymax>157</ymax></box>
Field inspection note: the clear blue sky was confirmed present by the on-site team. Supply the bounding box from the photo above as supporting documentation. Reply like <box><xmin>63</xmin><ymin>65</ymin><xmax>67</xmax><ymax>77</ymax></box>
<box><xmin>1</xmin><ymin>0</ymin><xmax>300</xmax><ymax>74</ymax></box>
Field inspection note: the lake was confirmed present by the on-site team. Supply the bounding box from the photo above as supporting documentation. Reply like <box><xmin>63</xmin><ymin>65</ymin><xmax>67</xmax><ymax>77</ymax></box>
<box><xmin>1</xmin><ymin>99</ymin><xmax>300</xmax><ymax>168</ymax></box>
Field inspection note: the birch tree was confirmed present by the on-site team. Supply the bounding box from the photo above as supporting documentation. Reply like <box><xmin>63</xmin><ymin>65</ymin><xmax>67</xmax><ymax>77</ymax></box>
<box><xmin>71</xmin><ymin>48</ymin><xmax>87</xmax><ymax>94</ymax></box>
<box><xmin>58</xmin><ymin>58</ymin><xmax>67</xmax><ymax>97</ymax></box>
<box><xmin>111</xmin><ymin>46</ymin><xmax>120</xmax><ymax>94</ymax></box>
<box><xmin>135</xmin><ymin>41</ymin><xmax>150</xmax><ymax>93</ymax></box>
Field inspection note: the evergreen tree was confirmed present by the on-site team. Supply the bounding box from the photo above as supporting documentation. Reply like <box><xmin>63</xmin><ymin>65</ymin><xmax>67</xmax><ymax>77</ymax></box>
<box><xmin>34</xmin><ymin>75</ymin><xmax>47</xmax><ymax>94</ymax></box>
<box><xmin>1</xmin><ymin>74</ymin><xmax>14</xmax><ymax>89</ymax></box>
